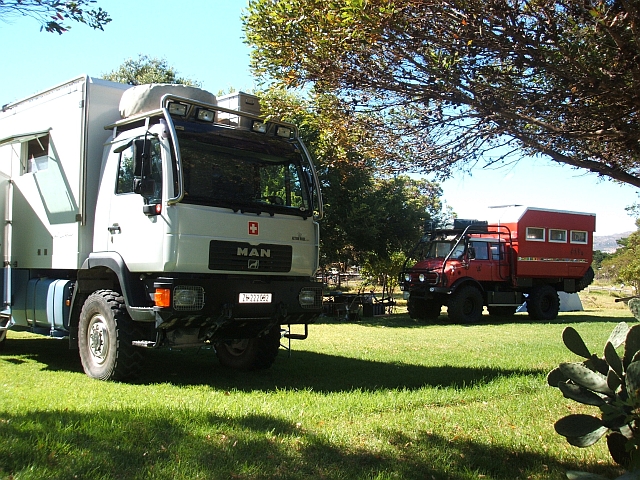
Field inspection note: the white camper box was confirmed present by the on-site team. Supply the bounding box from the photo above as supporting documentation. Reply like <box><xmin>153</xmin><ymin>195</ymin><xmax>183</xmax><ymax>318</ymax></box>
<box><xmin>0</xmin><ymin>76</ymin><xmax>129</xmax><ymax>270</ymax></box>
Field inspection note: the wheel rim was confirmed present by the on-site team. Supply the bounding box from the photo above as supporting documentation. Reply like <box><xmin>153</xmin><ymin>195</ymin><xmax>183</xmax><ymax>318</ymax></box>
<box><xmin>463</xmin><ymin>298</ymin><xmax>475</xmax><ymax>315</ymax></box>
<box><xmin>540</xmin><ymin>296</ymin><xmax>552</xmax><ymax>313</ymax></box>
<box><xmin>87</xmin><ymin>314</ymin><xmax>110</xmax><ymax>365</ymax></box>
<box><xmin>223</xmin><ymin>339</ymin><xmax>250</xmax><ymax>357</ymax></box>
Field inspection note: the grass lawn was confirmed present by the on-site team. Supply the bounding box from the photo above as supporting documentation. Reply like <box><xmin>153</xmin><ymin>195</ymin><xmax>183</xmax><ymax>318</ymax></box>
<box><xmin>0</xmin><ymin>289</ymin><xmax>635</xmax><ymax>479</ymax></box>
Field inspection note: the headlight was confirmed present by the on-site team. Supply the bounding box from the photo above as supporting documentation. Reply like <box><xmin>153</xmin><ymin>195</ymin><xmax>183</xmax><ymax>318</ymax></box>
<box><xmin>404</xmin><ymin>273</ymin><xmax>411</xmax><ymax>282</ymax></box>
<box><xmin>196</xmin><ymin>108</ymin><xmax>215</xmax><ymax>122</ymax></box>
<box><xmin>173</xmin><ymin>286</ymin><xmax>204</xmax><ymax>311</ymax></box>
<box><xmin>299</xmin><ymin>287</ymin><xmax>321</xmax><ymax>309</ymax></box>
<box><xmin>168</xmin><ymin>102</ymin><xmax>188</xmax><ymax>116</ymax></box>
<box><xmin>419</xmin><ymin>274</ymin><xmax>425</xmax><ymax>282</ymax></box>
<box><xmin>252</xmin><ymin>120</ymin><xmax>267</xmax><ymax>133</ymax></box>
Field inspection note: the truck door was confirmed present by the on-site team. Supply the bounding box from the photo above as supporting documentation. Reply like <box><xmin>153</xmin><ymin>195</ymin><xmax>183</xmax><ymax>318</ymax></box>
<box><xmin>107</xmin><ymin>135</ymin><xmax>165</xmax><ymax>271</ymax></box>
<box><xmin>469</xmin><ymin>241</ymin><xmax>492</xmax><ymax>282</ymax></box>
<box><xmin>489</xmin><ymin>242</ymin><xmax>510</xmax><ymax>281</ymax></box>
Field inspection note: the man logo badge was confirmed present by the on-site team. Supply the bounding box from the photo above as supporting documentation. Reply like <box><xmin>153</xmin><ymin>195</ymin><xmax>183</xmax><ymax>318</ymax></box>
<box><xmin>248</xmin><ymin>259</ymin><xmax>260</xmax><ymax>270</ymax></box>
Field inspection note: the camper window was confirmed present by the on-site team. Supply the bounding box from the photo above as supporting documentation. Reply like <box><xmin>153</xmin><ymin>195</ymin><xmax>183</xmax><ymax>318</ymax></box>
<box><xmin>549</xmin><ymin>229</ymin><xmax>567</xmax><ymax>243</ymax></box>
<box><xmin>526</xmin><ymin>227</ymin><xmax>545</xmax><ymax>241</ymax></box>
<box><xmin>570</xmin><ymin>230</ymin><xmax>588</xmax><ymax>244</ymax></box>
<box><xmin>25</xmin><ymin>135</ymin><xmax>50</xmax><ymax>173</ymax></box>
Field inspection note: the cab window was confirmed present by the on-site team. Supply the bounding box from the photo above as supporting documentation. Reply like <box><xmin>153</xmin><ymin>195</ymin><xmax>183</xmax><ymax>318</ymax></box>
<box><xmin>116</xmin><ymin>137</ymin><xmax>163</xmax><ymax>203</ymax></box>
<box><xmin>470</xmin><ymin>241</ymin><xmax>489</xmax><ymax>260</ymax></box>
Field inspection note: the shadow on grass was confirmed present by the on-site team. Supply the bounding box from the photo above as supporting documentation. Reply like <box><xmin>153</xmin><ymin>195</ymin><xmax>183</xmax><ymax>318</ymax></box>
<box><xmin>319</xmin><ymin>311</ymin><xmax>634</xmax><ymax>328</ymax></box>
<box><xmin>1</xmin><ymin>333</ymin><xmax>544</xmax><ymax>392</ymax></box>
<box><xmin>0</xmin><ymin>408</ymin><xmax>623</xmax><ymax>480</ymax></box>
<box><xmin>1</xmin><ymin>310</ymin><xmax>629</xmax><ymax>390</ymax></box>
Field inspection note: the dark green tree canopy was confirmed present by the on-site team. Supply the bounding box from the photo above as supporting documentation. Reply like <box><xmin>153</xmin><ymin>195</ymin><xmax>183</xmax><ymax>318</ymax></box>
<box><xmin>102</xmin><ymin>55</ymin><xmax>201</xmax><ymax>86</ymax></box>
<box><xmin>258</xmin><ymin>87</ymin><xmax>449</xmax><ymax>267</ymax></box>
<box><xmin>244</xmin><ymin>0</ymin><xmax>640</xmax><ymax>187</ymax></box>
<box><xmin>0</xmin><ymin>0</ymin><xmax>110</xmax><ymax>34</ymax></box>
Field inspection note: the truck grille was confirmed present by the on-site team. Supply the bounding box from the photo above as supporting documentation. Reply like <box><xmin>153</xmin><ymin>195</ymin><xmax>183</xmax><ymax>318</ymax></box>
<box><xmin>209</xmin><ymin>240</ymin><xmax>292</xmax><ymax>272</ymax></box>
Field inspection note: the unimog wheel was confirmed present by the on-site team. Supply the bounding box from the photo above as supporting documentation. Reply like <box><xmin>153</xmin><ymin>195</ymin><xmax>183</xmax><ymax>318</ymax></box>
<box><xmin>407</xmin><ymin>296</ymin><xmax>441</xmax><ymax>321</ymax></box>
<box><xmin>526</xmin><ymin>285</ymin><xmax>560</xmax><ymax>321</ymax></box>
<box><xmin>215</xmin><ymin>325</ymin><xmax>281</xmax><ymax>370</ymax></box>
<box><xmin>78</xmin><ymin>290</ymin><xmax>145</xmax><ymax>381</ymax></box>
<box><xmin>447</xmin><ymin>285</ymin><xmax>484</xmax><ymax>324</ymax></box>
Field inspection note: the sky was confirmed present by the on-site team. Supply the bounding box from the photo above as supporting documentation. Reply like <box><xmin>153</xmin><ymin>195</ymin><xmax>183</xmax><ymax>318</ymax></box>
<box><xmin>0</xmin><ymin>0</ymin><xmax>637</xmax><ymax>236</ymax></box>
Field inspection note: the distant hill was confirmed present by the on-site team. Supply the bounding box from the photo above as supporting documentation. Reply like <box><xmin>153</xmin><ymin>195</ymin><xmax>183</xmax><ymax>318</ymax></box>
<box><xmin>593</xmin><ymin>232</ymin><xmax>633</xmax><ymax>253</ymax></box>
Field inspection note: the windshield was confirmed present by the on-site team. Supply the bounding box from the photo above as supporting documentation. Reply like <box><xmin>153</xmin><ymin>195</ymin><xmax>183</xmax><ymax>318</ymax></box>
<box><xmin>175</xmin><ymin>125</ymin><xmax>311</xmax><ymax>216</ymax></box>
<box><xmin>422</xmin><ymin>240</ymin><xmax>465</xmax><ymax>259</ymax></box>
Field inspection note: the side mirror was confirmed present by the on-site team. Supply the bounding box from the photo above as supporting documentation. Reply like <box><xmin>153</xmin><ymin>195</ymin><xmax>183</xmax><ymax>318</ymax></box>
<box><xmin>132</xmin><ymin>138</ymin><xmax>149</xmax><ymax>179</ymax></box>
<box><xmin>138</xmin><ymin>179</ymin><xmax>156</xmax><ymax>197</ymax></box>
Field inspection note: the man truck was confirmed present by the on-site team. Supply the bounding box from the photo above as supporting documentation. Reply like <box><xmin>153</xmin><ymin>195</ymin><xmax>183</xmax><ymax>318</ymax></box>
<box><xmin>0</xmin><ymin>75</ymin><xmax>323</xmax><ymax>380</ymax></box>
<box><xmin>400</xmin><ymin>206</ymin><xmax>595</xmax><ymax>323</ymax></box>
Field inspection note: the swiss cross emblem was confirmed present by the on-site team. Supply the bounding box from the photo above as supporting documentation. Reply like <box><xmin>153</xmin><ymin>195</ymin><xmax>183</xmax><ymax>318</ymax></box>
<box><xmin>248</xmin><ymin>221</ymin><xmax>259</xmax><ymax>236</ymax></box>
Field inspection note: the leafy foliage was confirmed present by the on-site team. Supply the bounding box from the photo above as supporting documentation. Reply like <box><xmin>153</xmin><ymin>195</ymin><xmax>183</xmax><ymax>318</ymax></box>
<box><xmin>0</xmin><ymin>0</ymin><xmax>110</xmax><ymax>34</ymax></box>
<box><xmin>593</xmin><ymin>250</ymin><xmax>613</xmax><ymax>272</ymax></box>
<box><xmin>600</xmin><ymin>221</ymin><xmax>640</xmax><ymax>291</ymax></box>
<box><xmin>244</xmin><ymin>0</ymin><xmax>640</xmax><ymax>187</ymax></box>
<box><xmin>101</xmin><ymin>55</ymin><xmax>201</xmax><ymax>87</ymax></box>
<box><xmin>549</xmin><ymin>323</ymin><xmax>640</xmax><ymax>478</ymax></box>
<box><xmin>257</xmin><ymin>87</ymin><xmax>450</xmax><ymax>270</ymax></box>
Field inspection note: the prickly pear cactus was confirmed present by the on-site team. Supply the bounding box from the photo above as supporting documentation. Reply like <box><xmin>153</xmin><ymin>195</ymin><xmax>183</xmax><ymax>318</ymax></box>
<box><xmin>628</xmin><ymin>298</ymin><xmax>640</xmax><ymax>322</ymax></box>
<box><xmin>548</xmin><ymin>322</ymin><xmax>640</xmax><ymax>477</ymax></box>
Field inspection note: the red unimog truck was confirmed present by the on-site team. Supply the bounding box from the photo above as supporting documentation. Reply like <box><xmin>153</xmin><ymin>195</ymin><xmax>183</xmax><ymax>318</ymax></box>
<box><xmin>399</xmin><ymin>206</ymin><xmax>596</xmax><ymax>323</ymax></box>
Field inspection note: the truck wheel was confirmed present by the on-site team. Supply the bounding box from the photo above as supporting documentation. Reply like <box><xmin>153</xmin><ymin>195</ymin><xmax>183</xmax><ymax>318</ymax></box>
<box><xmin>407</xmin><ymin>297</ymin><xmax>441</xmax><ymax>321</ymax></box>
<box><xmin>575</xmin><ymin>266</ymin><xmax>595</xmax><ymax>292</ymax></box>
<box><xmin>447</xmin><ymin>285</ymin><xmax>484</xmax><ymax>323</ymax></box>
<box><xmin>216</xmin><ymin>325</ymin><xmax>281</xmax><ymax>370</ymax></box>
<box><xmin>526</xmin><ymin>285</ymin><xmax>559</xmax><ymax>321</ymax></box>
<box><xmin>487</xmin><ymin>306</ymin><xmax>517</xmax><ymax>317</ymax></box>
<box><xmin>78</xmin><ymin>290</ymin><xmax>144</xmax><ymax>381</ymax></box>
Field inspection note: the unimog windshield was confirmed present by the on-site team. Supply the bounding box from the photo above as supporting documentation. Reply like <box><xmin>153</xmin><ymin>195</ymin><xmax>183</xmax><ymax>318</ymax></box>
<box><xmin>423</xmin><ymin>239</ymin><xmax>465</xmax><ymax>259</ymax></box>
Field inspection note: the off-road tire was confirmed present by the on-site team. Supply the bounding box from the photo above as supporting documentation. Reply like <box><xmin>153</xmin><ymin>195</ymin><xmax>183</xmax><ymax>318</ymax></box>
<box><xmin>487</xmin><ymin>306</ymin><xmax>517</xmax><ymax>317</ymax></box>
<box><xmin>575</xmin><ymin>266</ymin><xmax>595</xmax><ymax>292</ymax></box>
<box><xmin>447</xmin><ymin>285</ymin><xmax>484</xmax><ymax>324</ymax></box>
<box><xmin>526</xmin><ymin>285</ymin><xmax>560</xmax><ymax>321</ymax></box>
<box><xmin>78</xmin><ymin>290</ymin><xmax>145</xmax><ymax>381</ymax></box>
<box><xmin>407</xmin><ymin>297</ymin><xmax>441</xmax><ymax>321</ymax></box>
<box><xmin>215</xmin><ymin>325</ymin><xmax>281</xmax><ymax>371</ymax></box>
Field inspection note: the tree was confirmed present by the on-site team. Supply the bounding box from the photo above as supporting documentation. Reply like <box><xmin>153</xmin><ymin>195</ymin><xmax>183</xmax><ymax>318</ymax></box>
<box><xmin>0</xmin><ymin>0</ymin><xmax>110</xmax><ymax>34</ymax></box>
<box><xmin>257</xmin><ymin>87</ymin><xmax>449</xmax><ymax>271</ymax></box>
<box><xmin>592</xmin><ymin>249</ymin><xmax>612</xmax><ymax>271</ymax></box>
<box><xmin>601</xmin><ymin>220</ymin><xmax>640</xmax><ymax>291</ymax></box>
<box><xmin>102</xmin><ymin>55</ymin><xmax>201</xmax><ymax>87</ymax></box>
<box><xmin>244</xmin><ymin>0</ymin><xmax>640</xmax><ymax>187</ymax></box>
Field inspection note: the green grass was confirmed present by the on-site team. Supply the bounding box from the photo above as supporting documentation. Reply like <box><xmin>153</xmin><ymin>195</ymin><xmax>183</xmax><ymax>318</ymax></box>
<box><xmin>0</xmin><ymin>302</ymin><xmax>635</xmax><ymax>479</ymax></box>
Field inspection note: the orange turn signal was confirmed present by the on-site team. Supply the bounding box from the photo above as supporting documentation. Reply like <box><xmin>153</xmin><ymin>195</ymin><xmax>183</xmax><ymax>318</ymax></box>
<box><xmin>154</xmin><ymin>288</ymin><xmax>171</xmax><ymax>308</ymax></box>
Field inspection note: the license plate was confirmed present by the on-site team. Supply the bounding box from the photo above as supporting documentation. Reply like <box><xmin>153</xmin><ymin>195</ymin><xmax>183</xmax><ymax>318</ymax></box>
<box><xmin>239</xmin><ymin>293</ymin><xmax>272</xmax><ymax>304</ymax></box>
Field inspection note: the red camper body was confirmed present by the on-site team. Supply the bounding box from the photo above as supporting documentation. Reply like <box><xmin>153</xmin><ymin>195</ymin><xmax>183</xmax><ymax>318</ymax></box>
<box><xmin>500</xmin><ymin>208</ymin><xmax>595</xmax><ymax>280</ymax></box>
<box><xmin>399</xmin><ymin>207</ymin><xmax>596</xmax><ymax>323</ymax></box>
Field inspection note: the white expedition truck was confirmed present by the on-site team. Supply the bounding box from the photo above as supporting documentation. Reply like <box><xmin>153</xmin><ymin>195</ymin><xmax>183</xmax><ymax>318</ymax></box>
<box><xmin>0</xmin><ymin>75</ymin><xmax>323</xmax><ymax>381</ymax></box>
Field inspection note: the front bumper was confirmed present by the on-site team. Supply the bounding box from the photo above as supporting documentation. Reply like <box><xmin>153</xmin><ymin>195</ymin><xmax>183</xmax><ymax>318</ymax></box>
<box><xmin>152</xmin><ymin>276</ymin><xmax>323</xmax><ymax>332</ymax></box>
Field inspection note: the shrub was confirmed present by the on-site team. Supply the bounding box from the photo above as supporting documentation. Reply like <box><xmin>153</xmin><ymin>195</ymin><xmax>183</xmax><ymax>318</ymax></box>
<box><xmin>548</xmin><ymin>322</ymin><xmax>640</xmax><ymax>479</ymax></box>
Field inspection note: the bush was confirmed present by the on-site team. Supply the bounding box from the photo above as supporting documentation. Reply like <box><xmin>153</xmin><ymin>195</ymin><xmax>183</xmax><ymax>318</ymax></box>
<box><xmin>548</xmin><ymin>322</ymin><xmax>640</xmax><ymax>479</ymax></box>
